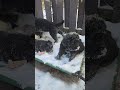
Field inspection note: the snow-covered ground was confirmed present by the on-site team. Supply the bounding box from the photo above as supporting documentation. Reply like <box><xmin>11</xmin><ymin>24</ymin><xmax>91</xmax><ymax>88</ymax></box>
<box><xmin>35</xmin><ymin>64</ymin><xmax>85</xmax><ymax>90</ymax></box>
<box><xmin>35</xmin><ymin>33</ymin><xmax>85</xmax><ymax>90</ymax></box>
<box><xmin>35</xmin><ymin>34</ymin><xmax>85</xmax><ymax>74</ymax></box>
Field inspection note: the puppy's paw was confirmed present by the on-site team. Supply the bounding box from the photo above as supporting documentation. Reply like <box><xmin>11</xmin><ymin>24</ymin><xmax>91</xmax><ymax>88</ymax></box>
<box><xmin>55</xmin><ymin>55</ymin><xmax>61</xmax><ymax>60</ymax></box>
<box><xmin>69</xmin><ymin>55</ymin><xmax>76</xmax><ymax>61</ymax></box>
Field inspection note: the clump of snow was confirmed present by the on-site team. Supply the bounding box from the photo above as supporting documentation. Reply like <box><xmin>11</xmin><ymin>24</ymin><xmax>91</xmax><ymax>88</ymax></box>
<box><xmin>35</xmin><ymin>34</ymin><xmax>85</xmax><ymax>73</ymax></box>
<box><xmin>35</xmin><ymin>32</ymin><xmax>55</xmax><ymax>44</ymax></box>
<box><xmin>35</xmin><ymin>68</ymin><xmax>85</xmax><ymax>90</ymax></box>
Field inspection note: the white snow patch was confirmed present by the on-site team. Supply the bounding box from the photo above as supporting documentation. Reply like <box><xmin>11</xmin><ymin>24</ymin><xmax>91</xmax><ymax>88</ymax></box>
<box><xmin>35</xmin><ymin>34</ymin><xmax>85</xmax><ymax>73</ymax></box>
<box><xmin>35</xmin><ymin>68</ymin><xmax>85</xmax><ymax>90</ymax></box>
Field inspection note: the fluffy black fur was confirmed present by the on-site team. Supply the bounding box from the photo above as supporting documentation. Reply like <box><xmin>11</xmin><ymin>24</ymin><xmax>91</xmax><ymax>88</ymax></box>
<box><xmin>85</xmin><ymin>15</ymin><xmax>119</xmax><ymax>81</ymax></box>
<box><xmin>0</xmin><ymin>31</ymin><xmax>34</xmax><ymax>62</ymax></box>
<box><xmin>56</xmin><ymin>33</ymin><xmax>84</xmax><ymax>61</ymax></box>
<box><xmin>0</xmin><ymin>9</ymin><xmax>18</xmax><ymax>29</ymax></box>
<box><xmin>35</xmin><ymin>18</ymin><xmax>64</xmax><ymax>42</ymax></box>
<box><xmin>35</xmin><ymin>40</ymin><xmax>53</xmax><ymax>53</ymax></box>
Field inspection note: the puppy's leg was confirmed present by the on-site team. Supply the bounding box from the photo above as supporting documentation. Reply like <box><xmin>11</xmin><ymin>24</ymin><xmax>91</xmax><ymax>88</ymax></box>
<box><xmin>35</xmin><ymin>31</ymin><xmax>43</xmax><ymax>38</ymax></box>
<box><xmin>55</xmin><ymin>45</ymin><xmax>65</xmax><ymax>60</ymax></box>
<box><xmin>58</xmin><ymin>30</ymin><xmax>64</xmax><ymax>37</ymax></box>
<box><xmin>79</xmin><ymin>41</ymin><xmax>84</xmax><ymax>52</ymax></box>
<box><xmin>69</xmin><ymin>52</ymin><xmax>78</xmax><ymax>61</ymax></box>
<box><xmin>49</xmin><ymin>30</ymin><xmax>58</xmax><ymax>42</ymax></box>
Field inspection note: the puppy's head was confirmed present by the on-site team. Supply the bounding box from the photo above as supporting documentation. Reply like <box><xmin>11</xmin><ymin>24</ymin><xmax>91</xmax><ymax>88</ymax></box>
<box><xmin>45</xmin><ymin>40</ymin><xmax>53</xmax><ymax>52</ymax></box>
<box><xmin>62</xmin><ymin>33</ymin><xmax>80</xmax><ymax>51</ymax></box>
<box><xmin>85</xmin><ymin>14</ymin><xmax>106</xmax><ymax>33</ymax></box>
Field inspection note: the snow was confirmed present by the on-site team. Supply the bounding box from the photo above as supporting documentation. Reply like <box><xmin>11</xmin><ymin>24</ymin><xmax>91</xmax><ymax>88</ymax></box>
<box><xmin>35</xmin><ymin>32</ymin><xmax>55</xmax><ymax>44</ymax></box>
<box><xmin>35</xmin><ymin>67</ymin><xmax>85</xmax><ymax>90</ymax></box>
<box><xmin>35</xmin><ymin>34</ymin><xmax>85</xmax><ymax>74</ymax></box>
<box><xmin>35</xmin><ymin>33</ymin><xmax>85</xmax><ymax>90</ymax></box>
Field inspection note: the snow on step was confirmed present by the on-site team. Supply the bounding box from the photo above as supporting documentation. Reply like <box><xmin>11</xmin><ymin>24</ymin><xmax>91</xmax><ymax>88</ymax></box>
<box><xmin>35</xmin><ymin>68</ymin><xmax>85</xmax><ymax>90</ymax></box>
<box><xmin>35</xmin><ymin>34</ymin><xmax>85</xmax><ymax>74</ymax></box>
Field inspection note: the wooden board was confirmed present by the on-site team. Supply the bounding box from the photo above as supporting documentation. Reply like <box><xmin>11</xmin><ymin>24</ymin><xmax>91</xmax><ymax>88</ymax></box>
<box><xmin>69</xmin><ymin>0</ymin><xmax>78</xmax><ymax>29</ymax></box>
<box><xmin>51</xmin><ymin>0</ymin><xmax>63</xmax><ymax>27</ymax></box>
<box><xmin>64</xmin><ymin>0</ymin><xmax>70</xmax><ymax>27</ymax></box>
<box><xmin>44</xmin><ymin>0</ymin><xmax>52</xmax><ymax>21</ymax></box>
<box><xmin>35</xmin><ymin>0</ymin><xmax>43</xmax><ymax>18</ymax></box>
<box><xmin>77</xmin><ymin>0</ymin><xmax>85</xmax><ymax>28</ymax></box>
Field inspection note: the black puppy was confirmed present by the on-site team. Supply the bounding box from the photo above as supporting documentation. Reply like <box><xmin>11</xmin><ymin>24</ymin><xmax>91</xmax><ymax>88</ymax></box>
<box><xmin>35</xmin><ymin>18</ymin><xmax>64</xmax><ymax>42</ymax></box>
<box><xmin>35</xmin><ymin>40</ymin><xmax>53</xmax><ymax>53</ymax></box>
<box><xmin>56</xmin><ymin>33</ymin><xmax>84</xmax><ymax>61</ymax></box>
<box><xmin>85</xmin><ymin>15</ymin><xmax>119</xmax><ymax>81</ymax></box>
<box><xmin>0</xmin><ymin>31</ymin><xmax>34</xmax><ymax>63</ymax></box>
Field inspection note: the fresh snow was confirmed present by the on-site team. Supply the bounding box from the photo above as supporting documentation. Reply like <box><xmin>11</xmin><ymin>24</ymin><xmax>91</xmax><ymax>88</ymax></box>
<box><xmin>35</xmin><ymin>34</ymin><xmax>85</xmax><ymax>74</ymax></box>
<box><xmin>35</xmin><ymin>67</ymin><xmax>85</xmax><ymax>90</ymax></box>
<box><xmin>35</xmin><ymin>34</ymin><xmax>85</xmax><ymax>90</ymax></box>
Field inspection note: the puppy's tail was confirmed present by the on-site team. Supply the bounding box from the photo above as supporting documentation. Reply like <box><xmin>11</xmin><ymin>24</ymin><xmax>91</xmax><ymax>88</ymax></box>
<box><xmin>55</xmin><ymin>20</ymin><xmax>64</xmax><ymax>27</ymax></box>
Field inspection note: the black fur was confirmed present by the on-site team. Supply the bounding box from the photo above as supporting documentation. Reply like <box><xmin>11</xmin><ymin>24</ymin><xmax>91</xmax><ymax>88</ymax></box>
<box><xmin>85</xmin><ymin>15</ymin><xmax>119</xmax><ymax>81</ymax></box>
<box><xmin>0</xmin><ymin>31</ymin><xmax>34</xmax><ymax>62</ymax></box>
<box><xmin>0</xmin><ymin>9</ymin><xmax>18</xmax><ymax>29</ymax></box>
<box><xmin>35</xmin><ymin>40</ymin><xmax>53</xmax><ymax>53</ymax></box>
<box><xmin>56</xmin><ymin>33</ymin><xmax>84</xmax><ymax>61</ymax></box>
<box><xmin>35</xmin><ymin>18</ymin><xmax>64</xmax><ymax>42</ymax></box>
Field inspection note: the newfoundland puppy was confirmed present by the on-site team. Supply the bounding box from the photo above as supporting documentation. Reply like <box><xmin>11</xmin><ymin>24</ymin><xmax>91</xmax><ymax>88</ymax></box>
<box><xmin>35</xmin><ymin>40</ymin><xmax>53</xmax><ymax>53</ymax></box>
<box><xmin>35</xmin><ymin>18</ymin><xmax>64</xmax><ymax>42</ymax></box>
<box><xmin>85</xmin><ymin>15</ymin><xmax>119</xmax><ymax>81</ymax></box>
<box><xmin>56</xmin><ymin>33</ymin><xmax>84</xmax><ymax>61</ymax></box>
<box><xmin>0</xmin><ymin>31</ymin><xmax>34</xmax><ymax>63</ymax></box>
